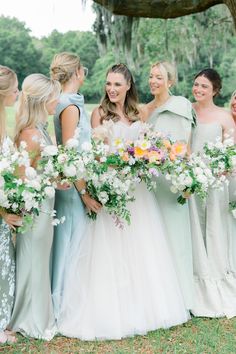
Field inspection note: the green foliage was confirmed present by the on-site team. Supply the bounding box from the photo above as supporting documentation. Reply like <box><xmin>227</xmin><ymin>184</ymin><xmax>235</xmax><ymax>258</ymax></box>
<box><xmin>0</xmin><ymin>4</ymin><xmax>235</xmax><ymax>104</ymax></box>
<box><xmin>39</xmin><ymin>30</ymin><xmax>99</xmax><ymax>76</ymax></box>
<box><xmin>81</xmin><ymin>51</ymin><xmax>115</xmax><ymax>102</ymax></box>
<box><xmin>0</xmin><ymin>16</ymin><xmax>42</xmax><ymax>84</ymax></box>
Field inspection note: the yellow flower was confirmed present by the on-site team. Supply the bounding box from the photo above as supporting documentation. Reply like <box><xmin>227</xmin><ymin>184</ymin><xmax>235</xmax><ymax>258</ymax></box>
<box><xmin>134</xmin><ymin>147</ymin><xmax>147</xmax><ymax>158</ymax></box>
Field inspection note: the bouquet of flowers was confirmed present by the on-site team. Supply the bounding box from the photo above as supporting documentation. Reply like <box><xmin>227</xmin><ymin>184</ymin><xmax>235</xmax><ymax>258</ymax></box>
<box><xmin>203</xmin><ymin>135</ymin><xmax>236</xmax><ymax>178</ymax></box>
<box><xmin>103</xmin><ymin>123</ymin><xmax>215</xmax><ymax>204</ymax></box>
<box><xmin>0</xmin><ymin>140</ymin><xmax>57</xmax><ymax>232</ymax></box>
<box><xmin>165</xmin><ymin>153</ymin><xmax>216</xmax><ymax>204</ymax></box>
<box><xmin>39</xmin><ymin>137</ymin><xmax>89</xmax><ymax>183</ymax></box>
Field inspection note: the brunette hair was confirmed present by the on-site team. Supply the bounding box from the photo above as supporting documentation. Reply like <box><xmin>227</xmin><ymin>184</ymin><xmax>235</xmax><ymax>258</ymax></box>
<box><xmin>99</xmin><ymin>63</ymin><xmax>139</xmax><ymax>123</ymax></box>
<box><xmin>194</xmin><ymin>68</ymin><xmax>222</xmax><ymax>97</ymax></box>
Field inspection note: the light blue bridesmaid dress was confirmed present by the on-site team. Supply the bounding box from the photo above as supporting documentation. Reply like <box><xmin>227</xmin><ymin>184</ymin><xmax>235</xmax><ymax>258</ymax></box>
<box><xmin>51</xmin><ymin>93</ymin><xmax>90</xmax><ymax>320</ymax></box>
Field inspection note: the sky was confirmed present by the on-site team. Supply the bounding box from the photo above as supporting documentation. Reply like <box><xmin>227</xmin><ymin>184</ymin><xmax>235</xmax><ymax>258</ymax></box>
<box><xmin>0</xmin><ymin>0</ymin><xmax>96</xmax><ymax>38</ymax></box>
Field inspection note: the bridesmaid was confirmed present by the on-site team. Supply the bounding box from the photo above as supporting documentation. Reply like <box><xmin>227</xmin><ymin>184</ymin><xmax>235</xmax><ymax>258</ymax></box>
<box><xmin>9</xmin><ymin>74</ymin><xmax>61</xmax><ymax>339</ymax></box>
<box><xmin>50</xmin><ymin>52</ymin><xmax>101</xmax><ymax>320</ymax></box>
<box><xmin>230</xmin><ymin>90</ymin><xmax>236</xmax><ymax>123</ymax></box>
<box><xmin>190</xmin><ymin>68</ymin><xmax>236</xmax><ymax>318</ymax></box>
<box><xmin>0</xmin><ymin>65</ymin><xmax>21</xmax><ymax>344</ymax></box>
<box><xmin>141</xmin><ymin>61</ymin><xmax>195</xmax><ymax>311</ymax></box>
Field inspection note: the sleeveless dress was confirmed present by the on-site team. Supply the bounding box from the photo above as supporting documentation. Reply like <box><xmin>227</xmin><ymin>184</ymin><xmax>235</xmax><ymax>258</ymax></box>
<box><xmin>51</xmin><ymin>93</ymin><xmax>90</xmax><ymax>320</ymax></box>
<box><xmin>190</xmin><ymin>122</ymin><xmax>236</xmax><ymax>318</ymax></box>
<box><xmin>9</xmin><ymin>123</ymin><xmax>56</xmax><ymax>340</ymax></box>
<box><xmin>148</xmin><ymin>96</ymin><xmax>195</xmax><ymax>311</ymax></box>
<box><xmin>57</xmin><ymin>120</ymin><xmax>190</xmax><ymax>341</ymax></box>
<box><xmin>0</xmin><ymin>138</ymin><xmax>15</xmax><ymax>332</ymax></box>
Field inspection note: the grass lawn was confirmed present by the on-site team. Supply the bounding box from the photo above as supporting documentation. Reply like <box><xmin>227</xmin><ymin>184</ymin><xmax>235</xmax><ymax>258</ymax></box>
<box><xmin>3</xmin><ymin>105</ymin><xmax>236</xmax><ymax>353</ymax></box>
<box><xmin>1</xmin><ymin>317</ymin><xmax>236</xmax><ymax>353</ymax></box>
<box><xmin>5</xmin><ymin>104</ymin><xmax>97</xmax><ymax>139</ymax></box>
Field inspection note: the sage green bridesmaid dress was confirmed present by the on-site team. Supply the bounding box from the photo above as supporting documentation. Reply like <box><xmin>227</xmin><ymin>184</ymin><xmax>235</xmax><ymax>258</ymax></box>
<box><xmin>148</xmin><ymin>95</ymin><xmax>195</xmax><ymax>310</ymax></box>
<box><xmin>9</xmin><ymin>123</ymin><xmax>57</xmax><ymax>340</ymax></box>
<box><xmin>0</xmin><ymin>219</ymin><xmax>15</xmax><ymax>333</ymax></box>
<box><xmin>0</xmin><ymin>138</ymin><xmax>15</xmax><ymax>333</ymax></box>
<box><xmin>190</xmin><ymin>122</ymin><xmax>236</xmax><ymax>318</ymax></box>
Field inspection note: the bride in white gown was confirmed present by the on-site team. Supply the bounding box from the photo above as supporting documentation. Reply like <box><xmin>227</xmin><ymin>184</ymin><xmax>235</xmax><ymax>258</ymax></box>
<box><xmin>58</xmin><ymin>64</ymin><xmax>189</xmax><ymax>340</ymax></box>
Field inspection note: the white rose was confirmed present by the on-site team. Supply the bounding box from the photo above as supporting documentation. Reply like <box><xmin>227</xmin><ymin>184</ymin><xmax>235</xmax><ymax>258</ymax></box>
<box><xmin>196</xmin><ymin>174</ymin><xmax>208</xmax><ymax>184</ymax></box>
<box><xmin>99</xmin><ymin>191</ymin><xmax>109</xmax><ymax>204</ymax></box>
<box><xmin>42</xmin><ymin>145</ymin><xmax>58</xmax><ymax>156</ymax></box>
<box><xmin>63</xmin><ymin>164</ymin><xmax>77</xmax><ymax>177</ymax></box>
<box><xmin>19</xmin><ymin>140</ymin><xmax>27</xmax><ymax>149</ymax></box>
<box><xmin>81</xmin><ymin>142</ymin><xmax>92</xmax><ymax>152</ymax></box>
<box><xmin>57</xmin><ymin>154</ymin><xmax>68</xmax><ymax>164</ymax></box>
<box><xmin>45</xmin><ymin>186</ymin><xmax>55</xmax><ymax>199</ymax></box>
<box><xmin>66</xmin><ymin>138</ymin><xmax>79</xmax><ymax>149</ymax></box>
<box><xmin>170</xmin><ymin>186</ymin><xmax>178</xmax><ymax>194</ymax></box>
<box><xmin>25</xmin><ymin>166</ymin><xmax>37</xmax><ymax>180</ymax></box>
<box><xmin>184</xmin><ymin>176</ymin><xmax>193</xmax><ymax>187</ymax></box>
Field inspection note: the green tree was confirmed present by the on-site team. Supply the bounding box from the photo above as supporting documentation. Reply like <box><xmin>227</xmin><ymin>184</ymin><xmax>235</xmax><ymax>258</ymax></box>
<box><xmin>0</xmin><ymin>16</ymin><xmax>43</xmax><ymax>85</ymax></box>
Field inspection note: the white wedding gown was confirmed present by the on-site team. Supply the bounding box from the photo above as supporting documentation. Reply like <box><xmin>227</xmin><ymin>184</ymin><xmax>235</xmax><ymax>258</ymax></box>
<box><xmin>58</xmin><ymin>121</ymin><xmax>189</xmax><ymax>340</ymax></box>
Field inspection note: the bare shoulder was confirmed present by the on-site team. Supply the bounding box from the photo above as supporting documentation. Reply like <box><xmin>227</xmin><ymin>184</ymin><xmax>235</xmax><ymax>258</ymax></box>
<box><xmin>139</xmin><ymin>102</ymin><xmax>152</xmax><ymax>122</ymax></box>
<box><xmin>19</xmin><ymin>128</ymin><xmax>41</xmax><ymax>151</ymax></box>
<box><xmin>216</xmin><ymin>106</ymin><xmax>233</xmax><ymax>122</ymax></box>
<box><xmin>91</xmin><ymin>106</ymin><xmax>103</xmax><ymax>128</ymax></box>
<box><xmin>61</xmin><ymin>105</ymin><xmax>80</xmax><ymax>121</ymax></box>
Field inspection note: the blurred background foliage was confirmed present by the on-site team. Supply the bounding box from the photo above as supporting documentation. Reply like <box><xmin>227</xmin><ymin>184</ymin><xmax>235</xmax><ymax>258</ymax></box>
<box><xmin>0</xmin><ymin>3</ymin><xmax>235</xmax><ymax>105</ymax></box>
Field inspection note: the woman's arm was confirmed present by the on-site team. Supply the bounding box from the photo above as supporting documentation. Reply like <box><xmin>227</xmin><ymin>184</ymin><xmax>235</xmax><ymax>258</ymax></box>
<box><xmin>91</xmin><ymin>107</ymin><xmax>102</xmax><ymax>128</ymax></box>
<box><xmin>61</xmin><ymin>105</ymin><xmax>80</xmax><ymax>143</ymax></box>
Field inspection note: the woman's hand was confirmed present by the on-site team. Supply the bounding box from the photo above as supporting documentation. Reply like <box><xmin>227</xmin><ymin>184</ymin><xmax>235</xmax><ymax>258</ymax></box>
<box><xmin>1</xmin><ymin>211</ymin><xmax>22</xmax><ymax>230</ymax></box>
<box><xmin>81</xmin><ymin>193</ymin><xmax>102</xmax><ymax>214</ymax></box>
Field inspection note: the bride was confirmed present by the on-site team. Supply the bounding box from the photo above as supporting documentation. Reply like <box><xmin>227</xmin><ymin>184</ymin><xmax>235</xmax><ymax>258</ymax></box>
<box><xmin>57</xmin><ymin>63</ymin><xmax>189</xmax><ymax>340</ymax></box>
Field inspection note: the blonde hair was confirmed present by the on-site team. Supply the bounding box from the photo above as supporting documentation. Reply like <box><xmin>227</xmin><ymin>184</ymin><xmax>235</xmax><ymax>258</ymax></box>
<box><xmin>50</xmin><ymin>52</ymin><xmax>81</xmax><ymax>84</ymax></box>
<box><xmin>230</xmin><ymin>90</ymin><xmax>236</xmax><ymax>104</ymax></box>
<box><xmin>14</xmin><ymin>73</ymin><xmax>61</xmax><ymax>144</ymax></box>
<box><xmin>151</xmin><ymin>61</ymin><xmax>177</xmax><ymax>88</ymax></box>
<box><xmin>0</xmin><ymin>65</ymin><xmax>17</xmax><ymax>144</ymax></box>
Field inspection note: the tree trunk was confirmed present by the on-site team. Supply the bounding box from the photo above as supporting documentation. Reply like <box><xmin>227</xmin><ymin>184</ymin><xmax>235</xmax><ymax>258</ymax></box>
<box><xmin>94</xmin><ymin>0</ymin><xmax>222</xmax><ymax>18</ymax></box>
<box><xmin>93</xmin><ymin>0</ymin><xmax>236</xmax><ymax>29</ymax></box>
<box><xmin>224</xmin><ymin>0</ymin><xmax>236</xmax><ymax>29</ymax></box>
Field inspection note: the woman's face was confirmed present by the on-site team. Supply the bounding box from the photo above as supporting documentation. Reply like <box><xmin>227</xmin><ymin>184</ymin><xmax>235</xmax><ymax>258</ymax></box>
<box><xmin>149</xmin><ymin>66</ymin><xmax>169</xmax><ymax>96</ymax></box>
<box><xmin>192</xmin><ymin>75</ymin><xmax>215</xmax><ymax>103</ymax></box>
<box><xmin>46</xmin><ymin>96</ymin><xmax>59</xmax><ymax>115</ymax></box>
<box><xmin>4</xmin><ymin>79</ymin><xmax>19</xmax><ymax>107</ymax></box>
<box><xmin>105</xmin><ymin>72</ymin><xmax>130</xmax><ymax>104</ymax></box>
<box><xmin>231</xmin><ymin>94</ymin><xmax>236</xmax><ymax>119</ymax></box>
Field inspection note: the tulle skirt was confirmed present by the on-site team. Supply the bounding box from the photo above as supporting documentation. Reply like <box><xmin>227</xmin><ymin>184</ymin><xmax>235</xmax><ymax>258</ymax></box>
<box><xmin>58</xmin><ymin>183</ymin><xmax>189</xmax><ymax>340</ymax></box>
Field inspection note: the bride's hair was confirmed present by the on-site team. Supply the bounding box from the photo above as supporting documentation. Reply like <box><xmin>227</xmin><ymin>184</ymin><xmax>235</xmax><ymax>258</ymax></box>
<box><xmin>151</xmin><ymin>61</ymin><xmax>177</xmax><ymax>89</ymax></box>
<box><xmin>99</xmin><ymin>63</ymin><xmax>139</xmax><ymax>123</ymax></box>
<box><xmin>14</xmin><ymin>73</ymin><xmax>60</xmax><ymax>144</ymax></box>
<box><xmin>0</xmin><ymin>65</ymin><xmax>17</xmax><ymax>144</ymax></box>
<box><xmin>50</xmin><ymin>52</ymin><xmax>81</xmax><ymax>85</ymax></box>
